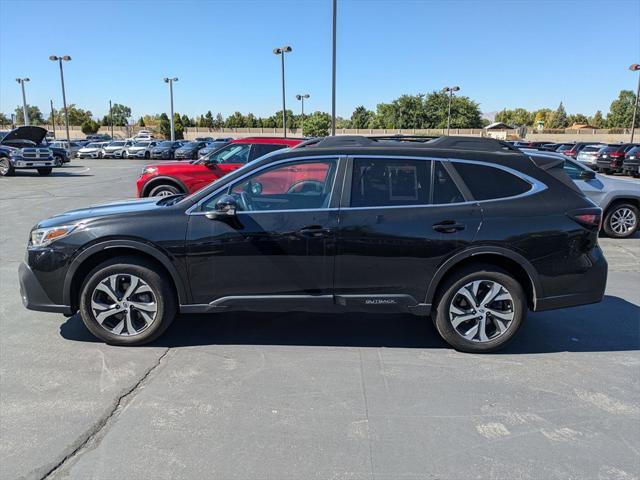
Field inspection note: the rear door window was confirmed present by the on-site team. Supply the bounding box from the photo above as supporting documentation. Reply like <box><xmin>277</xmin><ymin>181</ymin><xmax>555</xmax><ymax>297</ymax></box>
<box><xmin>452</xmin><ymin>162</ymin><xmax>531</xmax><ymax>200</ymax></box>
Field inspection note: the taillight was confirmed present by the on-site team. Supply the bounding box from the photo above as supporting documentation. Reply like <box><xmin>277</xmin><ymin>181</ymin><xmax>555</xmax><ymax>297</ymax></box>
<box><xmin>568</xmin><ymin>208</ymin><xmax>602</xmax><ymax>230</ymax></box>
<box><xmin>566</xmin><ymin>150</ymin><xmax>576</xmax><ymax>156</ymax></box>
<box><xmin>610</xmin><ymin>152</ymin><xmax>623</xmax><ymax>157</ymax></box>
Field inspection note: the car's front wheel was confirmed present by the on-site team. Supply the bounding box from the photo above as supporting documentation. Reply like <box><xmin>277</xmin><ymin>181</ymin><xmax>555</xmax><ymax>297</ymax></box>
<box><xmin>79</xmin><ymin>257</ymin><xmax>176</xmax><ymax>345</ymax></box>
<box><xmin>0</xmin><ymin>157</ymin><xmax>15</xmax><ymax>176</ymax></box>
<box><xmin>603</xmin><ymin>203</ymin><xmax>639</xmax><ymax>238</ymax></box>
<box><xmin>149</xmin><ymin>183</ymin><xmax>181</xmax><ymax>197</ymax></box>
<box><xmin>433</xmin><ymin>264</ymin><xmax>526</xmax><ymax>353</ymax></box>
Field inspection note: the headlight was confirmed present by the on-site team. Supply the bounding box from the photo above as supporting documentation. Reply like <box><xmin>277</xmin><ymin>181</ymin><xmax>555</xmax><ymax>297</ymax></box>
<box><xmin>142</xmin><ymin>166</ymin><xmax>158</xmax><ymax>176</ymax></box>
<box><xmin>30</xmin><ymin>225</ymin><xmax>77</xmax><ymax>247</ymax></box>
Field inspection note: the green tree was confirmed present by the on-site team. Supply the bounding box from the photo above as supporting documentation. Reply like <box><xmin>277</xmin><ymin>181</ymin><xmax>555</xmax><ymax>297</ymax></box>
<box><xmin>495</xmin><ymin>108</ymin><xmax>534</xmax><ymax>127</ymax></box>
<box><xmin>590</xmin><ymin>110</ymin><xmax>604</xmax><ymax>128</ymax></box>
<box><xmin>548</xmin><ymin>102</ymin><xmax>568</xmax><ymax>129</ymax></box>
<box><xmin>158</xmin><ymin>113</ymin><xmax>171</xmax><ymax>138</ymax></box>
<box><xmin>350</xmin><ymin>106</ymin><xmax>374</xmax><ymax>129</ymax></box>
<box><xmin>181</xmin><ymin>114</ymin><xmax>192</xmax><ymax>127</ymax></box>
<box><xmin>52</xmin><ymin>104</ymin><xmax>93</xmax><ymax>126</ymax></box>
<box><xmin>173</xmin><ymin>113</ymin><xmax>184</xmax><ymax>139</ymax></box>
<box><xmin>0</xmin><ymin>113</ymin><xmax>10</xmax><ymax>126</ymax></box>
<box><xmin>14</xmin><ymin>105</ymin><xmax>45</xmax><ymax>125</ymax></box>
<box><xmin>226</xmin><ymin>111</ymin><xmax>247</xmax><ymax>128</ymax></box>
<box><xmin>202</xmin><ymin>111</ymin><xmax>214</xmax><ymax>128</ymax></box>
<box><xmin>533</xmin><ymin>108</ymin><xmax>553</xmax><ymax>128</ymax></box>
<box><xmin>335</xmin><ymin>117</ymin><xmax>351</xmax><ymax>129</ymax></box>
<box><xmin>272</xmin><ymin>109</ymin><xmax>296</xmax><ymax>129</ymax></box>
<box><xmin>214</xmin><ymin>113</ymin><xmax>224</xmax><ymax>129</ymax></box>
<box><xmin>109</xmin><ymin>103</ymin><xmax>131</xmax><ymax>126</ymax></box>
<box><xmin>303</xmin><ymin>111</ymin><xmax>331</xmax><ymax>137</ymax></box>
<box><xmin>81</xmin><ymin>119</ymin><xmax>100</xmax><ymax>134</ymax></box>
<box><xmin>245</xmin><ymin>113</ymin><xmax>258</xmax><ymax>128</ymax></box>
<box><xmin>370</xmin><ymin>103</ymin><xmax>396</xmax><ymax>129</ymax></box>
<box><xmin>606</xmin><ymin>90</ymin><xmax>639</xmax><ymax>128</ymax></box>
<box><xmin>423</xmin><ymin>91</ymin><xmax>483</xmax><ymax>129</ymax></box>
<box><xmin>138</xmin><ymin>117</ymin><xmax>146</xmax><ymax>127</ymax></box>
<box><xmin>566</xmin><ymin>113</ymin><xmax>589</xmax><ymax>126</ymax></box>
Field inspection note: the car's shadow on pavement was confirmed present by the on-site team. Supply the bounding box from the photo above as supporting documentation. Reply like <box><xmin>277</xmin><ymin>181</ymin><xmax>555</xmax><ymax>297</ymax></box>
<box><xmin>59</xmin><ymin>295</ymin><xmax>639</xmax><ymax>353</ymax></box>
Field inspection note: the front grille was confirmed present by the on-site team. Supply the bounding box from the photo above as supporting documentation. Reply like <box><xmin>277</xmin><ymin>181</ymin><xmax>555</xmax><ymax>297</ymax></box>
<box><xmin>21</xmin><ymin>148</ymin><xmax>52</xmax><ymax>159</ymax></box>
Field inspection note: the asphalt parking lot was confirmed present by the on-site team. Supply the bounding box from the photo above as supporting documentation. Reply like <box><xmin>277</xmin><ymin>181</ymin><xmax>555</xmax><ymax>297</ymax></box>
<box><xmin>1</xmin><ymin>159</ymin><xmax>639</xmax><ymax>480</ymax></box>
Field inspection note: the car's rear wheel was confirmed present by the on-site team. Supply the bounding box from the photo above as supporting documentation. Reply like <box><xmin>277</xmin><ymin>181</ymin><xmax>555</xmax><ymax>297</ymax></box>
<box><xmin>37</xmin><ymin>167</ymin><xmax>53</xmax><ymax>176</ymax></box>
<box><xmin>0</xmin><ymin>157</ymin><xmax>14</xmax><ymax>176</ymax></box>
<box><xmin>53</xmin><ymin>155</ymin><xmax>64</xmax><ymax>167</ymax></box>
<box><xmin>145</xmin><ymin>151</ymin><xmax>150</xmax><ymax>159</ymax></box>
<box><xmin>603</xmin><ymin>203</ymin><xmax>639</xmax><ymax>238</ymax></box>
<box><xmin>79</xmin><ymin>257</ymin><xmax>176</xmax><ymax>345</ymax></box>
<box><xmin>433</xmin><ymin>264</ymin><xmax>526</xmax><ymax>353</ymax></box>
<box><xmin>149</xmin><ymin>183</ymin><xmax>181</xmax><ymax>197</ymax></box>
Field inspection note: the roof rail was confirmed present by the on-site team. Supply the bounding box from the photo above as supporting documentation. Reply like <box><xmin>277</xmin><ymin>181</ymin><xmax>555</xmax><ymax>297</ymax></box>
<box><xmin>297</xmin><ymin>135</ymin><xmax>520</xmax><ymax>153</ymax></box>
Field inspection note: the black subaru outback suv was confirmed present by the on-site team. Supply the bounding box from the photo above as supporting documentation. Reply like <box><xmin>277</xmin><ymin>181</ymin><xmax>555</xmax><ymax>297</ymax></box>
<box><xmin>19</xmin><ymin>136</ymin><xmax>607</xmax><ymax>352</ymax></box>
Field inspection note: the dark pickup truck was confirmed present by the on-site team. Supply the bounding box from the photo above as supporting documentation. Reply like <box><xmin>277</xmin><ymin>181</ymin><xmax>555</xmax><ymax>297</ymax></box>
<box><xmin>0</xmin><ymin>126</ymin><xmax>58</xmax><ymax>176</ymax></box>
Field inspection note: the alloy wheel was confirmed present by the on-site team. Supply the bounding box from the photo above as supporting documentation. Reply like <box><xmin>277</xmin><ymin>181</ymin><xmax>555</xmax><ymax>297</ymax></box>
<box><xmin>448</xmin><ymin>280</ymin><xmax>514</xmax><ymax>343</ymax></box>
<box><xmin>90</xmin><ymin>274</ymin><xmax>158</xmax><ymax>336</ymax></box>
<box><xmin>0</xmin><ymin>158</ymin><xmax>9</xmax><ymax>175</ymax></box>
<box><xmin>610</xmin><ymin>207</ymin><xmax>637</xmax><ymax>235</ymax></box>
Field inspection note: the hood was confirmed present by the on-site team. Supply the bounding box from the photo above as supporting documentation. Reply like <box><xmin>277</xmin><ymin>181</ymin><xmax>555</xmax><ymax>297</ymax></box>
<box><xmin>1</xmin><ymin>126</ymin><xmax>48</xmax><ymax>145</ymax></box>
<box><xmin>35</xmin><ymin>197</ymin><xmax>163</xmax><ymax>228</ymax></box>
<box><xmin>597</xmin><ymin>174</ymin><xmax>640</xmax><ymax>192</ymax></box>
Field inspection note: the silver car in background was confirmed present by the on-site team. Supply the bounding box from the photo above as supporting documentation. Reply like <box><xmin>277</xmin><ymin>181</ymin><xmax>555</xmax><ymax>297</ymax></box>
<box><xmin>525</xmin><ymin>149</ymin><xmax>639</xmax><ymax>238</ymax></box>
<box><xmin>102</xmin><ymin>140</ymin><xmax>134</xmax><ymax>158</ymax></box>
<box><xmin>76</xmin><ymin>142</ymin><xmax>109</xmax><ymax>159</ymax></box>
<box><xmin>124</xmin><ymin>141</ymin><xmax>158</xmax><ymax>159</ymax></box>
<box><xmin>576</xmin><ymin>144</ymin><xmax>604</xmax><ymax>169</ymax></box>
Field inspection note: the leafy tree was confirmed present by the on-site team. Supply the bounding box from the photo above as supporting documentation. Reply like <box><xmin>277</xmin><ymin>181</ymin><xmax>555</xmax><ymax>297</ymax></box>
<box><xmin>533</xmin><ymin>108</ymin><xmax>553</xmax><ymax>128</ymax></box>
<box><xmin>173</xmin><ymin>113</ymin><xmax>185</xmax><ymax>139</ymax></box>
<box><xmin>260</xmin><ymin>116</ymin><xmax>276</xmax><ymax>128</ymax></box>
<box><xmin>226</xmin><ymin>111</ymin><xmax>247</xmax><ymax>128</ymax></box>
<box><xmin>370</xmin><ymin>103</ymin><xmax>397</xmax><ymax>129</ymax></box>
<box><xmin>335</xmin><ymin>116</ymin><xmax>351</xmax><ymax>129</ymax></box>
<box><xmin>606</xmin><ymin>90</ymin><xmax>639</xmax><ymax>128</ymax></box>
<box><xmin>158</xmin><ymin>113</ymin><xmax>171</xmax><ymax>138</ymax></box>
<box><xmin>109</xmin><ymin>103</ymin><xmax>131</xmax><ymax>126</ymax></box>
<box><xmin>272</xmin><ymin>109</ymin><xmax>296</xmax><ymax>129</ymax></box>
<box><xmin>214</xmin><ymin>113</ymin><xmax>224</xmax><ymax>129</ymax></box>
<box><xmin>590</xmin><ymin>110</ymin><xmax>604</xmax><ymax>128</ymax></box>
<box><xmin>423</xmin><ymin>91</ymin><xmax>483</xmax><ymax>129</ymax></box>
<box><xmin>566</xmin><ymin>113</ymin><xmax>589</xmax><ymax>126</ymax></box>
<box><xmin>495</xmin><ymin>108</ymin><xmax>534</xmax><ymax>127</ymax></box>
<box><xmin>350</xmin><ymin>106</ymin><xmax>374</xmax><ymax>129</ymax></box>
<box><xmin>52</xmin><ymin>104</ymin><xmax>92</xmax><ymax>126</ymax></box>
<box><xmin>138</xmin><ymin>117</ymin><xmax>146</xmax><ymax>127</ymax></box>
<box><xmin>245</xmin><ymin>113</ymin><xmax>258</xmax><ymax>128</ymax></box>
<box><xmin>0</xmin><ymin>113</ymin><xmax>10</xmax><ymax>126</ymax></box>
<box><xmin>181</xmin><ymin>114</ymin><xmax>192</xmax><ymax>127</ymax></box>
<box><xmin>202</xmin><ymin>111</ymin><xmax>214</xmax><ymax>128</ymax></box>
<box><xmin>14</xmin><ymin>105</ymin><xmax>45</xmax><ymax>125</ymax></box>
<box><xmin>81</xmin><ymin>119</ymin><xmax>100</xmax><ymax>134</ymax></box>
<box><xmin>303</xmin><ymin>111</ymin><xmax>331</xmax><ymax>137</ymax></box>
<box><xmin>548</xmin><ymin>102</ymin><xmax>568</xmax><ymax>129</ymax></box>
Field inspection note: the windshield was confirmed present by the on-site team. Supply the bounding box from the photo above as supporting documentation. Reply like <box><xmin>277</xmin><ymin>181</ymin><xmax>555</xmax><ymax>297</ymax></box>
<box><xmin>86</xmin><ymin>143</ymin><xmax>102</xmax><ymax>148</ymax></box>
<box><xmin>180</xmin><ymin>142</ymin><xmax>198</xmax><ymax>148</ymax></box>
<box><xmin>581</xmin><ymin>146</ymin><xmax>602</xmax><ymax>153</ymax></box>
<box><xmin>133</xmin><ymin>142</ymin><xmax>150</xmax><ymax>147</ymax></box>
<box><xmin>157</xmin><ymin>141</ymin><xmax>174</xmax><ymax>147</ymax></box>
<box><xmin>109</xmin><ymin>141</ymin><xmax>125</xmax><ymax>147</ymax></box>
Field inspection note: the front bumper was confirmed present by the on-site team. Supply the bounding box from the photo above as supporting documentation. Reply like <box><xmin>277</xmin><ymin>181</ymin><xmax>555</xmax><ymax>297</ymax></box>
<box><xmin>103</xmin><ymin>150</ymin><xmax>124</xmax><ymax>158</ymax></box>
<box><xmin>11</xmin><ymin>157</ymin><xmax>55</xmax><ymax>168</ymax></box>
<box><xmin>151</xmin><ymin>150</ymin><xmax>173</xmax><ymax>159</ymax></box>
<box><xmin>19</xmin><ymin>262</ymin><xmax>72</xmax><ymax>315</ymax></box>
<box><xmin>128</xmin><ymin>150</ymin><xmax>147</xmax><ymax>158</ymax></box>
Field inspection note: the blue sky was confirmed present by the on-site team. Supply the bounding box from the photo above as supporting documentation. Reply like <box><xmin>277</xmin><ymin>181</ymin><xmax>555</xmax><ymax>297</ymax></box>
<box><xmin>1</xmin><ymin>0</ymin><xmax>638</xmax><ymax>121</ymax></box>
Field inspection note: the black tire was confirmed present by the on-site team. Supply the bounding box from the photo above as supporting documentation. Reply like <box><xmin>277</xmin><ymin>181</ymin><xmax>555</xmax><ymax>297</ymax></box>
<box><xmin>603</xmin><ymin>203</ymin><xmax>639</xmax><ymax>238</ymax></box>
<box><xmin>432</xmin><ymin>264</ymin><xmax>527</xmax><ymax>353</ymax></box>
<box><xmin>79</xmin><ymin>257</ymin><xmax>176</xmax><ymax>345</ymax></box>
<box><xmin>53</xmin><ymin>155</ymin><xmax>63</xmax><ymax>167</ymax></box>
<box><xmin>145</xmin><ymin>151</ymin><xmax>150</xmax><ymax>159</ymax></box>
<box><xmin>0</xmin><ymin>157</ymin><xmax>14</xmax><ymax>176</ymax></box>
<box><xmin>37</xmin><ymin>167</ymin><xmax>53</xmax><ymax>176</ymax></box>
<box><xmin>149</xmin><ymin>183</ymin><xmax>181</xmax><ymax>197</ymax></box>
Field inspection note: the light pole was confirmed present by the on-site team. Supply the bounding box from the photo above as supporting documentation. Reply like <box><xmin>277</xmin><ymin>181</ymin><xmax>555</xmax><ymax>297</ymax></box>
<box><xmin>442</xmin><ymin>86</ymin><xmax>460</xmax><ymax>135</ymax></box>
<box><xmin>629</xmin><ymin>64</ymin><xmax>640</xmax><ymax>143</ymax></box>
<box><xmin>49</xmin><ymin>55</ymin><xmax>72</xmax><ymax>146</ymax></box>
<box><xmin>273</xmin><ymin>46</ymin><xmax>292</xmax><ymax>137</ymax></box>
<box><xmin>331</xmin><ymin>0</ymin><xmax>337</xmax><ymax>136</ymax></box>
<box><xmin>15</xmin><ymin>78</ymin><xmax>30</xmax><ymax>125</ymax></box>
<box><xmin>50</xmin><ymin>100</ymin><xmax>56</xmax><ymax>137</ymax></box>
<box><xmin>295</xmin><ymin>94</ymin><xmax>310</xmax><ymax>134</ymax></box>
<box><xmin>163</xmin><ymin>77</ymin><xmax>178</xmax><ymax>141</ymax></box>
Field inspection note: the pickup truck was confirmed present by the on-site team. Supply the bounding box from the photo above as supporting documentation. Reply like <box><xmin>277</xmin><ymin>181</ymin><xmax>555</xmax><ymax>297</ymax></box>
<box><xmin>0</xmin><ymin>126</ymin><xmax>58</xmax><ymax>176</ymax></box>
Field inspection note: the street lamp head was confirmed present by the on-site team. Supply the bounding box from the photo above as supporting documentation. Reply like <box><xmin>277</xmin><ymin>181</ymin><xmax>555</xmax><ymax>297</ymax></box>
<box><xmin>62</xmin><ymin>55</ymin><xmax>71</xmax><ymax>61</ymax></box>
<box><xmin>273</xmin><ymin>48</ymin><xmax>282</xmax><ymax>55</ymax></box>
<box><xmin>296</xmin><ymin>95</ymin><xmax>302</xmax><ymax>100</ymax></box>
<box><xmin>452</xmin><ymin>86</ymin><xmax>460</xmax><ymax>92</ymax></box>
<box><xmin>630</xmin><ymin>64</ymin><xmax>640</xmax><ymax>72</ymax></box>
<box><xmin>15</xmin><ymin>77</ymin><xmax>30</xmax><ymax>83</ymax></box>
<box><xmin>49</xmin><ymin>55</ymin><xmax>58</xmax><ymax>61</ymax></box>
<box><xmin>283</xmin><ymin>46</ymin><xmax>292</xmax><ymax>53</ymax></box>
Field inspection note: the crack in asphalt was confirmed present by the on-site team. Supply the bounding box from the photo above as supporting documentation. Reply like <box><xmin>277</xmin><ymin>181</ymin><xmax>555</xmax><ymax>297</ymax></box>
<box><xmin>38</xmin><ymin>348</ymin><xmax>172</xmax><ymax>480</ymax></box>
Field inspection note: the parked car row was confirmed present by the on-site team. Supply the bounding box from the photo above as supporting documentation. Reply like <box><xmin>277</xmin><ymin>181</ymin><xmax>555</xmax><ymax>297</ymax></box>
<box><xmin>73</xmin><ymin>137</ymin><xmax>232</xmax><ymax>160</ymax></box>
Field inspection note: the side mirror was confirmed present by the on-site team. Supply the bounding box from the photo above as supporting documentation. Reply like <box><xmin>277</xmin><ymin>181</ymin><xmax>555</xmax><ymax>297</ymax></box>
<box><xmin>205</xmin><ymin>194</ymin><xmax>237</xmax><ymax>219</ymax></box>
<box><xmin>579</xmin><ymin>169</ymin><xmax>596</xmax><ymax>180</ymax></box>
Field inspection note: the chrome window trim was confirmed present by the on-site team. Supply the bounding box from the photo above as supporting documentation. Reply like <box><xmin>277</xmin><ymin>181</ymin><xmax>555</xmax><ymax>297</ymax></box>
<box><xmin>186</xmin><ymin>154</ymin><xmax>342</xmax><ymax>216</ymax></box>
<box><xmin>341</xmin><ymin>154</ymin><xmax>547</xmax><ymax>210</ymax></box>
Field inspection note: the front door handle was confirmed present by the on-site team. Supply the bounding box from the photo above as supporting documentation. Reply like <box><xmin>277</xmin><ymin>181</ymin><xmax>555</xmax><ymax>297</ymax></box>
<box><xmin>433</xmin><ymin>220</ymin><xmax>466</xmax><ymax>233</ymax></box>
<box><xmin>298</xmin><ymin>225</ymin><xmax>332</xmax><ymax>238</ymax></box>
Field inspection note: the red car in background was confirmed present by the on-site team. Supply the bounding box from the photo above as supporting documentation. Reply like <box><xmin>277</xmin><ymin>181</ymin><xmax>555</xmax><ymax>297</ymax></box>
<box><xmin>136</xmin><ymin>137</ymin><xmax>302</xmax><ymax>197</ymax></box>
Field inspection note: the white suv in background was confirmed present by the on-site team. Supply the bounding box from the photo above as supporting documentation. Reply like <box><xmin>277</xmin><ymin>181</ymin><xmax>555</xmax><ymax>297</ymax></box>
<box><xmin>124</xmin><ymin>141</ymin><xmax>158</xmax><ymax>159</ymax></box>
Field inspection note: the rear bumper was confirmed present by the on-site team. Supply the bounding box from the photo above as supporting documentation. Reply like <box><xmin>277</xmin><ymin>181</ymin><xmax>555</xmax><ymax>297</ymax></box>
<box><xmin>18</xmin><ymin>262</ymin><xmax>72</xmax><ymax>315</ymax></box>
<box><xmin>533</xmin><ymin>246</ymin><xmax>608</xmax><ymax>312</ymax></box>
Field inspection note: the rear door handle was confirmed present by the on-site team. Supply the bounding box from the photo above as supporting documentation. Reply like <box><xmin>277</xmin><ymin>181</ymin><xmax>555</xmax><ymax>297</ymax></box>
<box><xmin>298</xmin><ymin>225</ymin><xmax>332</xmax><ymax>238</ymax></box>
<box><xmin>433</xmin><ymin>220</ymin><xmax>466</xmax><ymax>233</ymax></box>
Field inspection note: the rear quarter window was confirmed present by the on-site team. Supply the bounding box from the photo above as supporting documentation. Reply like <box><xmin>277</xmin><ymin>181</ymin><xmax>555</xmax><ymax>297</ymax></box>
<box><xmin>452</xmin><ymin>162</ymin><xmax>531</xmax><ymax>200</ymax></box>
